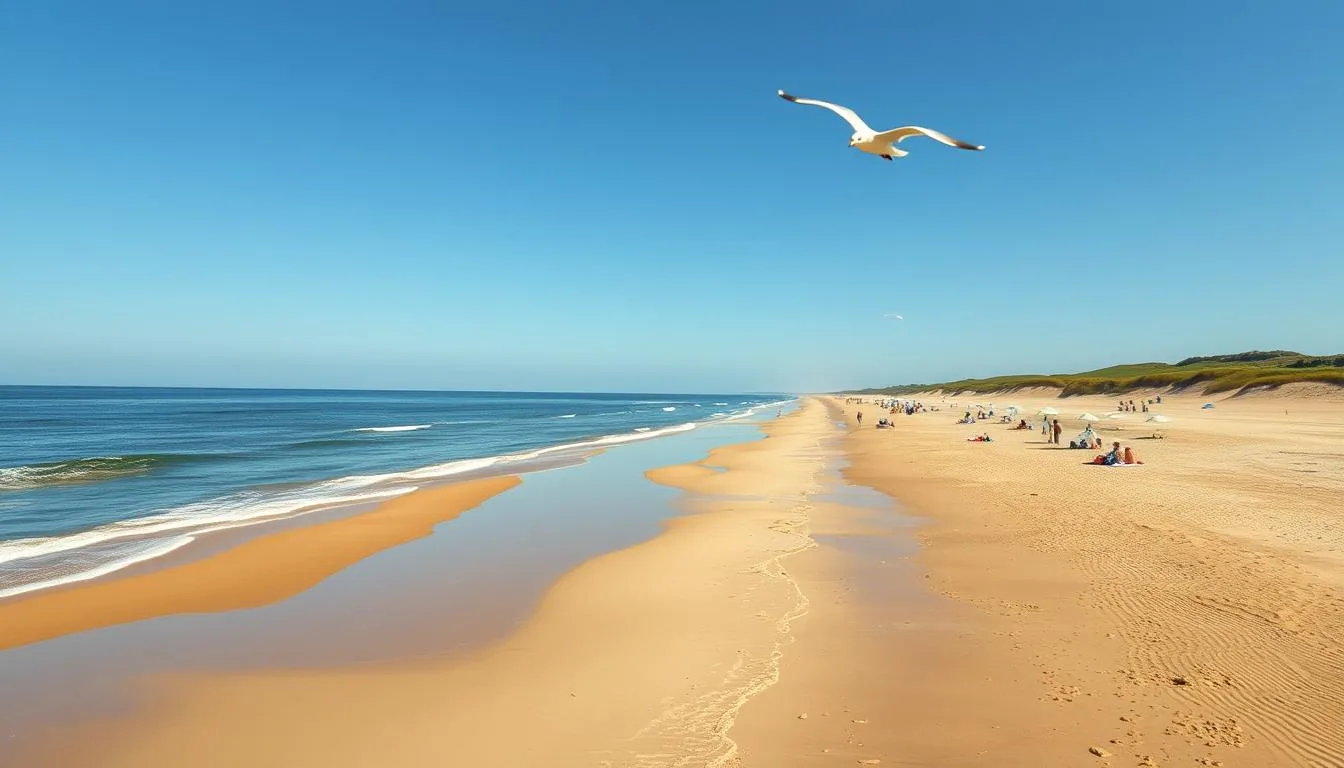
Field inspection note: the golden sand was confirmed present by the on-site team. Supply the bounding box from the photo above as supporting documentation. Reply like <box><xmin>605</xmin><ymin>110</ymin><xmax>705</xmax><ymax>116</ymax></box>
<box><xmin>733</xmin><ymin>390</ymin><xmax>1344</xmax><ymax>766</ymax></box>
<box><xmin>18</xmin><ymin>389</ymin><xmax>1344</xmax><ymax>767</ymax></box>
<box><xmin>0</xmin><ymin>475</ymin><xmax>520</xmax><ymax>652</ymax></box>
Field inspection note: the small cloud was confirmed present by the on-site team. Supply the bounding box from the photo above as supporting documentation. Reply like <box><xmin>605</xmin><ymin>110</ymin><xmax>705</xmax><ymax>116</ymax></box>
<box><xmin>883</xmin><ymin>313</ymin><xmax>904</xmax><ymax>321</ymax></box>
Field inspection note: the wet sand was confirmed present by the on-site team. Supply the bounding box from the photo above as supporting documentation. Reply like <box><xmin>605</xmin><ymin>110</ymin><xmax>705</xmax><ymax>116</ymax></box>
<box><xmin>0</xmin><ymin>418</ymin><xmax>777</xmax><ymax>762</ymax></box>
<box><xmin>0</xmin><ymin>476</ymin><xmax>520</xmax><ymax>651</ymax></box>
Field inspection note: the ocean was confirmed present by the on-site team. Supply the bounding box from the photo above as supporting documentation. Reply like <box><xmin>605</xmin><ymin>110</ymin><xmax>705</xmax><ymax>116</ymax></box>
<box><xmin>0</xmin><ymin>386</ymin><xmax>789</xmax><ymax>600</ymax></box>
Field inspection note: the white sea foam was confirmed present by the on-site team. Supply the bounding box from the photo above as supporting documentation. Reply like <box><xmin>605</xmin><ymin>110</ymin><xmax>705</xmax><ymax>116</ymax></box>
<box><xmin>662</xmin><ymin>406</ymin><xmax>676</xmax><ymax>412</ymax></box>
<box><xmin>557</xmin><ymin>414</ymin><xmax>577</xmax><ymax>418</ymax></box>
<box><xmin>0</xmin><ymin>536</ymin><xmax>195</xmax><ymax>599</ymax></box>
<box><xmin>713</xmin><ymin>402</ymin><xmax>729</xmax><ymax>406</ymax></box>
<box><xmin>0</xmin><ymin>485</ymin><xmax>418</xmax><ymax>598</ymax></box>
<box><xmin>586</xmin><ymin>422</ymin><xmax>695</xmax><ymax>446</ymax></box>
<box><xmin>722</xmin><ymin>398</ymin><xmax>797</xmax><ymax>421</ymax></box>
<box><xmin>0</xmin><ymin>412</ymin><xmax>727</xmax><ymax>599</ymax></box>
<box><xmin>354</xmin><ymin>424</ymin><xmax>432</xmax><ymax>433</ymax></box>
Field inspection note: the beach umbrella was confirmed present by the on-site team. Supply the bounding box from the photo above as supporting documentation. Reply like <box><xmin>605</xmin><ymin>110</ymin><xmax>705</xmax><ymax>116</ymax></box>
<box><xmin>1005</xmin><ymin>404</ymin><xmax>1023</xmax><ymax>411</ymax></box>
<box><xmin>1037</xmin><ymin>407</ymin><xmax>1060</xmax><ymax>416</ymax></box>
<box><xmin>1078</xmin><ymin>413</ymin><xmax>1101</xmax><ymax>422</ymax></box>
<box><xmin>1202</xmin><ymin>402</ymin><xmax>1215</xmax><ymax>409</ymax></box>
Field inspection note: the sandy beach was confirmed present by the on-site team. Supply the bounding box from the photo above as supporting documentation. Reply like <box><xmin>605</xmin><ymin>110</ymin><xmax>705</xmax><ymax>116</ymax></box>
<box><xmin>9</xmin><ymin>388</ymin><xmax>1344</xmax><ymax>767</ymax></box>
<box><xmin>761</xmin><ymin>387</ymin><xmax>1344</xmax><ymax>767</ymax></box>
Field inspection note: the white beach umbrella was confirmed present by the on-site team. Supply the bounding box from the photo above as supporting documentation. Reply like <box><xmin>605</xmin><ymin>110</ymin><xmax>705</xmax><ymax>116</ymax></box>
<box><xmin>1037</xmin><ymin>407</ymin><xmax>1060</xmax><ymax>416</ymax></box>
<box><xmin>1078</xmin><ymin>413</ymin><xmax>1101</xmax><ymax>422</ymax></box>
<box><xmin>1005</xmin><ymin>404</ymin><xmax>1023</xmax><ymax>411</ymax></box>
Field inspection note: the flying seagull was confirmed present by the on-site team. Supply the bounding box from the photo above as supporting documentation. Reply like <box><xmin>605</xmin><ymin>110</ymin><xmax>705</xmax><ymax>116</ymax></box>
<box><xmin>777</xmin><ymin>90</ymin><xmax>984</xmax><ymax>161</ymax></box>
<box><xmin>884</xmin><ymin>313</ymin><xmax>905</xmax><ymax>320</ymax></box>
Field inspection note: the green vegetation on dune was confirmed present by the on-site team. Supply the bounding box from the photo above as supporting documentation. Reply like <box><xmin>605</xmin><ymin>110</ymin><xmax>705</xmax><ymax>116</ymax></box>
<box><xmin>855</xmin><ymin>351</ymin><xmax>1344</xmax><ymax>397</ymax></box>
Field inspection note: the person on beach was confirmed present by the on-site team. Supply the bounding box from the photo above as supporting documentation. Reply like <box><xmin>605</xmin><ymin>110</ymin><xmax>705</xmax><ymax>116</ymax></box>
<box><xmin>1104</xmin><ymin>441</ymin><xmax>1122</xmax><ymax>464</ymax></box>
<box><xmin>857</xmin><ymin>411</ymin><xmax>863</xmax><ymax>426</ymax></box>
<box><xmin>1052</xmin><ymin>419</ymin><xmax>1062</xmax><ymax>445</ymax></box>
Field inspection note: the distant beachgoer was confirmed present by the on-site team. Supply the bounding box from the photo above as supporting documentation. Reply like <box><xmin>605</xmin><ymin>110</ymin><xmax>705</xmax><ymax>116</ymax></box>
<box><xmin>1123</xmin><ymin>446</ymin><xmax>1139</xmax><ymax>465</ymax></box>
<box><xmin>857</xmin><ymin>411</ymin><xmax>863</xmax><ymax>426</ymax></box>
<box><xmin>1052</xmin><ymin>419</ymin><xmax>1062</xmax><ymax>445</ymax></box>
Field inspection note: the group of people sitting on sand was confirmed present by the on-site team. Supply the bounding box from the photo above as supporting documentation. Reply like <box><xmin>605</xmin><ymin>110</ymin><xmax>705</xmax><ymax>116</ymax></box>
<box><xmin>1092</xmin><ymin>441</ymin><xmax>1141</xmax><ymax>465</ymax></box>
<box><xmin>875</xmin><ymin>417</ymin><xmax>895</xmax><ymax>429</ymax></box>
<box><xmin>1069</xmin><ymin>425</ymin><xmax>1102</xmax><ymax>449</ymax></box>
<box><xmin>958</xmin><ymin>408</ymin><xmax>996</xmax><ymax>424</ymax></box>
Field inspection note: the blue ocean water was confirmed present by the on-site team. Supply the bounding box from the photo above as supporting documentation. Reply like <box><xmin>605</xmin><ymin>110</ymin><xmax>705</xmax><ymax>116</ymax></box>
<box><xmin>0</xmin><ymin>386</ymin><xmax>787</xmax><ymax>598</ymax></box>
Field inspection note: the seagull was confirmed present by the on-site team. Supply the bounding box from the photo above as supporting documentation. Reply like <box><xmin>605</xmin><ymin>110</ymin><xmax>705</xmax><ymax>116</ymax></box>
<box><xmin>884</xmin><ymin>313</ymin><xmax>905</xmax><ymax>320</ymax></box>
<box><xmin>777</xmin><ymin>90</ymin><xmax>984</xmax><ymax>161</ymax></box>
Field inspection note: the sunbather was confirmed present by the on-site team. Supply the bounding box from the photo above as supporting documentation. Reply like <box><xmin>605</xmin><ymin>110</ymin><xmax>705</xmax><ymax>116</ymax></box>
<box><xmin>1070</xmin><ymin>425</ymin><xmax>1097</xmax><ymax>449</ymax></box>
<box><xmin>1100</xmin><ymin>441</ymin><xmax>1122</xmax><ymax>465</ymax></box>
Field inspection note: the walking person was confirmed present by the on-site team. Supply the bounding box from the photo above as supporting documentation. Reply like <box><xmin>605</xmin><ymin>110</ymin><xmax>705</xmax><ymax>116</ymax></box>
<box><xmin>1052</xmin><ymin>419</ymin><xmax>1062</xmax><ymax>445</ymax></box>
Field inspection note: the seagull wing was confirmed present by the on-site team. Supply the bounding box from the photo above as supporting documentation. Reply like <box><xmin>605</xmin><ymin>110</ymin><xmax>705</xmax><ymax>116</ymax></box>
<box><xmin>875</xmin><ymin>126</ymin><xmax>984</xmax><ymax>151</ymax></box>
<box><xmin>777</xmin><ymin>90</ymin><xmax>873</xmax><ymax>134</ymax></box>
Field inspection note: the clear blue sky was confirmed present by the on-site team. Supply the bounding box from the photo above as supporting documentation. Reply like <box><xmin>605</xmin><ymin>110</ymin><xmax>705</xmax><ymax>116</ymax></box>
<box><xmin>3</xmin><ymin>1</ymin><xmax>1342</xmax><ymax>393</ymax></box>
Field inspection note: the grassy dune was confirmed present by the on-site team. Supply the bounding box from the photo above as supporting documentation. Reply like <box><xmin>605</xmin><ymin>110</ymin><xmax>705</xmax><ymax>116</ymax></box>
<box><xmin>858</xmin><ymin>351</ymin><xmax>1344</xmax><ymax>397</ymax></box>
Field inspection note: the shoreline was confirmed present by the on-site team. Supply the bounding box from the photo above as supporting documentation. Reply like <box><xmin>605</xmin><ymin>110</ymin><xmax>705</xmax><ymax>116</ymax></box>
<box><xmin>0</xmin><ymin>475</ymin><xmax>520</xmax><ymax>651</ymax></box>
<box><xmin>0</xmin><ymin>398</ymin><xmax>795</xmax><ymax>603</ymax></box>
<box><xmin>17</xmin><ymin>401</ymin><xmax>834</xmax><ymax>767</ymax></box>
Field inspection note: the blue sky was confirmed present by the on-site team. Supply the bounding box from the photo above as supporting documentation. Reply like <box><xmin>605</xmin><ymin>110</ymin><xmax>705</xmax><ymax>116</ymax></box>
<box><xmin>3</xmin><ymin>1</ymin><xmax>1341</xmax><ymax>393</ymax></box>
